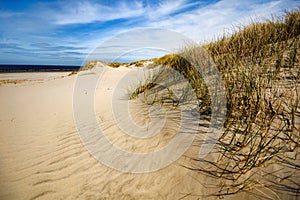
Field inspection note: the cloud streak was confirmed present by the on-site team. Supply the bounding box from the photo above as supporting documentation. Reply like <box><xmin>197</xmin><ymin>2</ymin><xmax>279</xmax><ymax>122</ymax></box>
<box><xmin>147</xmin><ymin>0</ymin><xmax>300</xmax><ymax>41</ymax></box>
<box><xmin>47</xmin><ymin>0</ymin><xmax>145</xmax><ymax>25</ymax></box>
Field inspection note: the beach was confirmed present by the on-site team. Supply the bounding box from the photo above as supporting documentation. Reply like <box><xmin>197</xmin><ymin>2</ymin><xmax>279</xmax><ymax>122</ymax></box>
<box><xmin>0</xmin><ymin>68</ymin><xmax>198</xmax><ymax>199</ymax></box>
<box><xmin>0</xmin><ymin>66</ymin><xmax>298</xmax><ymax>200</ymax></box>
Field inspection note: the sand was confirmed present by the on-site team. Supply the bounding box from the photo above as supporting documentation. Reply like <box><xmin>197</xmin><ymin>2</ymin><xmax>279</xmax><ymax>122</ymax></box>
<box><xmin>0</xmin><ymin>68</ymin><xmax>298</xmax><ymax>199</ymax></box>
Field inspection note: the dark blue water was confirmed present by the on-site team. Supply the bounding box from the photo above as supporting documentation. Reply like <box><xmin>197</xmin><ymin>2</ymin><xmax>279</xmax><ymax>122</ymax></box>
<box><xmin>0</xmin><ymin>65</ymin><xmax>81</xmax><ymax>72</ymax></box>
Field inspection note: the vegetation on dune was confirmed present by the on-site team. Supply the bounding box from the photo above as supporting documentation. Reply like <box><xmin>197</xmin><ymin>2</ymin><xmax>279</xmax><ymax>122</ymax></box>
<box><xmin>108</xmin><ymin>61</ymin><xmax>122</xmax><ymax>68</ymax></box>
<box><xmin>68</xmin><ymin>59</ymin><xmax>152</xmax><ymax>76</ymax></box>
<box><xmin>108</xmin><ymin>59</ymin><xmax>152</xmax><ymax>68</ymax></box>
<box><xmin>80</xmin><ymin>60</ymin><xmax>106</xmax><ymax>70</ymax></box>
<box><xmin>129</xmin><ymin>10</ymin><xmax>300</xmax><ymax>198</ymax></box>
<box><xmin>205</xmin><ymin>10</ymin><xmax>300</xmax><ymax>60</ymax></box>
<box><xmin>68</xmin><ymin>70</ymin><xmax>78</xmax><ymax>76</ymax></box>
<box><xmin>0</xmin><ymin>79</ymin><xmax>30</xmax><ymax>85</ymax></box>
<box><xmin>152</xmin><ymin>53</ymin><xmax>211</xmax><ymax>114</ymax></box>
<box><xmin>68</xmin><ymin>60</ymin><xmax>107</xmax><ymax>75</ymax></box>
<box><xmin>127</xmin><ymin>59</ymin><xmax>151</xmax><ymax>67</ymax></box>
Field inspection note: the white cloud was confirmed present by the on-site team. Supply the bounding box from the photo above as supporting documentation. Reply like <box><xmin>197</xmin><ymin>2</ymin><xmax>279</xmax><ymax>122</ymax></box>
<box><xmin>145</xmin><ymin>0</ymin><xmax>199</xmax><ymax>19</ymax></box>
<box><xmin>146</xmin><ymin>0</ymin><xmax>300</xmax><ymax>42</ymax></box>
<box><xmin>50</xmin><ymin>0</ymin><xmax>144</xmax><ymax>25</ymax></box>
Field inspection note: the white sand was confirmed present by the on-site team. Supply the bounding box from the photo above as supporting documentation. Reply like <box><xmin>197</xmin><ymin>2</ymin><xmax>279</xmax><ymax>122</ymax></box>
<box><xmin>0</xmin><ymin>68</ymin><xmax>298</xmax><ymax>199</ymax></box>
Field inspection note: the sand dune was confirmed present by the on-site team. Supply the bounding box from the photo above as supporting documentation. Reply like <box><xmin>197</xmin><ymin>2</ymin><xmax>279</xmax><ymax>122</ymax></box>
<box><xmin>0</xmin><ymin>68</ymin><xmax>298</xmax><ymax>199</ymax></box>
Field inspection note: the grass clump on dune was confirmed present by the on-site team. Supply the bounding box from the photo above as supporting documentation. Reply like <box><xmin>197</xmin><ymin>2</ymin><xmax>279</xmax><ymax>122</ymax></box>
<box><xmin>194</xmin><ymin>10</ymin><xmax>300</xmax><ymax>198</ymax></box>
<box><xmin>68</xmin><ymin>60</ymin><xmax>106</xmax><ymax>76</ymax></box>
<box><xmin>128</xmin><ymin>59</ymin><xmax>151</xmax><ymax>67</ymax></box>
<box><xmin>131</xmin><ymin>53</ymin><xmax>211</xmax><ymax>114</ymax></box>
<box><xmin>129</xmin><ymin>10</ymin><xmax>300</xmax><ymax>198</ymax></box>
<box><xmin>81</xmin><ymin>60</ymin><xmax>107</xmax><ymax>70</ymax></box>
<box><xmin>68</xmin><ymin>59</ymin><xmax>154</xmax><ymax>76</ymax></box>
<box><xmin>206</xmin><ymin>10</ymin><xmax>300</xmax><ymax>60</ymax></box>
<box><xmin>108</xmin><ymin>62</ymin><xmax>122</xmax><ymax>68</ymax></box>
<box><xmin>109</xmin><ymin>59</ymin><xmax>152</xmax><ymax>68</ymax></box>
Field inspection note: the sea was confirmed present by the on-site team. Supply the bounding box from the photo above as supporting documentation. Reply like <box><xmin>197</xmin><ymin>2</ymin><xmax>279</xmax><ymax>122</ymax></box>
<box><xmin>0</xmin><ymin>64</ymin><xmax>81</xmax><ymax>73</ymax></box>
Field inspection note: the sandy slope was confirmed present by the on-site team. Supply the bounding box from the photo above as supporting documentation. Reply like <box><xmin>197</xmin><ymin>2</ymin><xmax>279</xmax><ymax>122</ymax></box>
<box><xmin>0</xmin><ymin>68</ymin><xmax>297</xmax><ymax>200</ymax></box>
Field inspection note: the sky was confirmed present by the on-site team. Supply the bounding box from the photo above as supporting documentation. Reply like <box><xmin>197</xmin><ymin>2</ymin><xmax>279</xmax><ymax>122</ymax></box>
<box><xmin>0</xmin><ymin>0</ymin><xmax>299</xmax><ymax>65</ymax></box>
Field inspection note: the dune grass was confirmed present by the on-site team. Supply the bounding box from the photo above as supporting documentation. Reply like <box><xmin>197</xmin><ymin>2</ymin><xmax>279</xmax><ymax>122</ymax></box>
<box><xmin>129</xmin><ymin>10</ymin><xmax>300</xmax><ymax>198</ymax></box>
<box><xmin>0</xmin><ymin>79</ymin><xmax>30</xmax><ymax>85</ymax></box>
<box><xmin>68</xmin><ymin>60</ymin><xmax>106</xmax><ymax>76</ymax></box>
<box><xmin>128</xmin><ymin>59</ymin><xmax>151</xmax><ymax>67</ymax></box>
<box><xmin>68</xmin><ymin>57</ymin><xmax>153</xmax><ymax>76</ymax></box>
<box><xmin>108</xmin><ymin>62</ymin><xmax>122</xmax><ymax>68</ymax></box>
<box><xmin>108</xmin><ymin>59</ymin><xmax>152</xmax><ymax>68</ymax></box>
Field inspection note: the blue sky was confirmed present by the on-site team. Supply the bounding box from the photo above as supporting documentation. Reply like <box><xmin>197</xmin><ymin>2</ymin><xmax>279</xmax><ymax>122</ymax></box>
<box><xmin>0</xmin><ymin>0</ymin><xmax>299</xmax><ymax>65</ymax></box>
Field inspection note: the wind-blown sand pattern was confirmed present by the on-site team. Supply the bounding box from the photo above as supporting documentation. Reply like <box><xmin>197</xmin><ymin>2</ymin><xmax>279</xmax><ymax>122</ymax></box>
<box><xmin>0</xmin><ymin>67</ymin><xmax>298</xmax><ymax>200</ymax></box>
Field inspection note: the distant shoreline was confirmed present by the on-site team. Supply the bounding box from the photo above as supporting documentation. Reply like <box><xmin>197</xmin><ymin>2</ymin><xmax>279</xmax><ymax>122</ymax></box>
<box><xmin>0</xmin><ymin>64</ymin><xmax>80</xmax><ymax>73</ymax></box>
